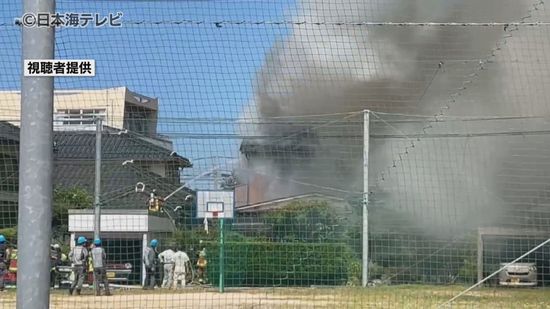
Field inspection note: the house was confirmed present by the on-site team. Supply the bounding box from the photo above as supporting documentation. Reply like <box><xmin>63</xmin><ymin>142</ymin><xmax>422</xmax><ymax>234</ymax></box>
<box><xmin>0</xmin><ymin>86</ymin><xmax>193</xmax><ymax>285</ymax></box>
<box><xmin>0</xmin><ymin>120</ymin><xmax>194</xmax><ymax>215</ymax></box>
<box><xmin>0</xmin><ymin>87</ymin><xmax>192</xmax><ymax>210</ymax></box>
<box><xmin>236</xmin><ymin>132</ymin><xmax>351</xmax><ymax>221</ymax></box>
<box><xmin>236</xmin><ymin>192</ymin><xmax>352</xmax><ymax>214</ymax></box>
<box><xmin>0</xmin><ymin>87</ymin><xmax>159</xmax><ymax>136</ymax></box>
<box><xmin>53</xmin><ymin>126</ymin><xmax>191</xmax><ymax>208</ymax></box>
<box><xmin>237</xmin><ymin>119</ymin><xmax>364</xmax><ymax>208</ymax></box>
<box><xmin>0</xmin><ymin>121</ymin><xmax>193</xmax><ymax>285</ymax></box>
<box><xmin>236</xmin><ymin>135</ymin><xmax>323</xmax><ymax>207</ymax></box>
<box><xmin>53</xmin><ymin>127</ymin><xmax>193</xmax><ymax>285</ymax></box>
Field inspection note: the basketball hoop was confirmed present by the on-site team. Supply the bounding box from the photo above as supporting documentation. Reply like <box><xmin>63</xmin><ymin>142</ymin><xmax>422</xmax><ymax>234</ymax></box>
<box><xmin>205</xmin><ymin>211</ymin><xmax>223</xmax><ymax>218</ymax></box>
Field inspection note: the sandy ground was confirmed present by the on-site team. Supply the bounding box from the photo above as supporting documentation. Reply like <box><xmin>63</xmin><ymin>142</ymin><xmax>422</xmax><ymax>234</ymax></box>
<box><xmin>1</xmin><ymin>286</ymin><xmax>549</xmax><ymax>309</ymax></box>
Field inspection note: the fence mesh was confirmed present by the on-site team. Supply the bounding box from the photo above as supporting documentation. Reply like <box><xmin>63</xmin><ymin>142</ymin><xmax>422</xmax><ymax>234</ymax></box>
<box><xmin>1</xmin><ymin>0</ymin><xmax>550</xmax><ymax>308</ymax></box>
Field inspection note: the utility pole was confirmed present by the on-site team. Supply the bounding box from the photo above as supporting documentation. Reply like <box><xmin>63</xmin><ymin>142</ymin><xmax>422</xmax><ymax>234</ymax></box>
<box><xmin>17</xmin><ymin>0</ymin><xmax>55</xmax><ymax>307</ymax></box>
<box><xmin>94</xmin><ymin>118</ymin><xmax>102</xmax><ymax>240</ymax></box>
<box><xmin>362</xmin><ymin>110</ymin><xmax>370</xmax><ymax>287</ymax></box>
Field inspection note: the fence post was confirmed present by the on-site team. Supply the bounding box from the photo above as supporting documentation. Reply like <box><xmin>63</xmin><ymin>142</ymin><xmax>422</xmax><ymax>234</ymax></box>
<box><xmin>17</xmin><ymin>0</ymin><xmax>56</xmax><ymax>307</ymax></box>
<box><xmin>362</xmin><ymin>110</ymin><xmax>370</xmax><ymax>287</ymax></box>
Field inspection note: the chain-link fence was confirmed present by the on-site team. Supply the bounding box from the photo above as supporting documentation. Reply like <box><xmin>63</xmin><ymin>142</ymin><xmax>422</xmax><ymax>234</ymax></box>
<box><xmin>1</xmin><ymin>0</ymin><xmax>550</xmax><ymax>308</ymax></box>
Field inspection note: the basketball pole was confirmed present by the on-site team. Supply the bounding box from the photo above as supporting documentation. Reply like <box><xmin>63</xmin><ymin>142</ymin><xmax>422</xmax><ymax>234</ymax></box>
<box><xmin>212</xmin><ymin>168</ymin><xmax>226</xmax><ymax>293</ymax></box>
<box><xmin>219</xmin><ymin>216</ymin><xmax>225</xmax><ymax>293</ymax></box>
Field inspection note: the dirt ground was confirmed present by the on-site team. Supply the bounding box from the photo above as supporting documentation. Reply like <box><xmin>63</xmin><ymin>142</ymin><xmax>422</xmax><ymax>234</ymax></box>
<box><xmin>1</xmin><ymin>285</ymin><xmax>549</xmax><ymax>308</ymax></box>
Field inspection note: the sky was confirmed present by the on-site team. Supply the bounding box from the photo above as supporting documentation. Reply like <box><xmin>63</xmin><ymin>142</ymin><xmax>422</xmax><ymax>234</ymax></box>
<box><xmin>0</xmin><ymin>0</ymin><xmax>296</xmax><ymax>186</ymax></box>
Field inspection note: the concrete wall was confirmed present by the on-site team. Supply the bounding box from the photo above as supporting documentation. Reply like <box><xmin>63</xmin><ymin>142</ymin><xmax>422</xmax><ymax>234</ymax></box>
<box><xmin>68</xmin><ymin>209</ymin><xmax>175</xmax><ymax>233</ymax></box>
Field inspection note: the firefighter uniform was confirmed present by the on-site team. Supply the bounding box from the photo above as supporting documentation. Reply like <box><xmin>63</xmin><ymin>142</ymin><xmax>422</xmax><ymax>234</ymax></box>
<box><xmin>69</xmin><ymin>237</ymin><xmax>88</xmax><ymax>295</ymax></box>
<box><xmin>91</xmin><ymin>239</ymin><xmax>111</xmax><ymax>296</ymax></box>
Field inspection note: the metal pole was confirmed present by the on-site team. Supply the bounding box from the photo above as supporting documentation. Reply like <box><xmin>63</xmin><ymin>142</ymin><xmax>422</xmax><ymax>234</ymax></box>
<box><xmin>94</xmin><ymin>118</ymin><xmax>102</xmax><ymax>240</ymax></box>
<box><xmin>93</xmin><ymin>118</ymin><xmax>102</xmax><ymax>295</ymax></box>
<box><xmin>17</xmin><ymin>0</ymin><xmax>55</xmax><ymax>307</ymax></box>
<box><xmin>219</xmin><ymin>217</ymin><xmax>225</xmax><ymax>293</ymax></box>
<box><xmin>477</xmin><ymin>230</ymin><xmax>483</xmax><ymax>283</ymax></box>
<box><xmin>362</xmin><ymin>110</ymin><xmax>370</xmax><ymax>287</ymax></box>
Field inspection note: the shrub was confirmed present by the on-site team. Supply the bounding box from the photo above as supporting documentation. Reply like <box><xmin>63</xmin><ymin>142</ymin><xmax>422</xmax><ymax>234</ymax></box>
<box><xmin>204</xmin><ymin>241</ymin><xmax>359</xmax><ymax>287</ymax></box>
<box><xmin>265</xmin><ymin>200</ymin><xmax>342</xmax><ymax>243</ymax></box>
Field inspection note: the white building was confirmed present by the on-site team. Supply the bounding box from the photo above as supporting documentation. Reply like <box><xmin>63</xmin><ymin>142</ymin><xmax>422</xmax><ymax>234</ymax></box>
<box><xmin>68</xmin><ymin>209</ymin><xmax>176</xmax><ymax>285</ymax></box>
<box><xmin>0</xmin><ymin>87</ymin><xmax>159</xmax><ymax>137</ymax></box>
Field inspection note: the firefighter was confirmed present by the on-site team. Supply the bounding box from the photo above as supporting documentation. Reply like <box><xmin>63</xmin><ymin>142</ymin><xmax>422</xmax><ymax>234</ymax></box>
<box><xmin>148</xmin><ymin>190</ymin><xmax>164</xmax><ymax>212</ymax></box>
<box><xmin>69</xmin><ymin>236</ymin><xmax>88</xmax><ymax>295</ymax></box>
<box><xmin>0</xmin><ymin>235</ymin><xmax>7</xmax><ymax>292</ymax></box>
<box><xmin>91</xmin><ymin>239</ymin><xmax>111</xmax><ymax>296</ymax></box>
<box><xmin>86</xmin><ymin>241</ymin><xmax>94</xmax><ymax>285</ymax></box>
<box><xmin>158</xmin><ymin>247</ymin><xmax>175</xmax><ymax>288</ymax></box>
<box><xmin>172</xmin><ymin>248</ymin><xmax>190</xmax><ymax>289</ymax></box>
<box><xmin>196</xmin><ymin>248</ymin><xmax>208</xmax><ymax>284</ymax></box>
<box><xmin>7</xmin><ymin>247</ymin><xmax>16</xmax><ymax>275</ymax></box>
<box><xmin>143</xmin><ymin>239</ymin><xmax>159</xmax><ymax>290</ymax></box>
<box><xmin>50</xmin><ymin>244</ymin><xmax>63</xmax><ymax>288</ymax></box>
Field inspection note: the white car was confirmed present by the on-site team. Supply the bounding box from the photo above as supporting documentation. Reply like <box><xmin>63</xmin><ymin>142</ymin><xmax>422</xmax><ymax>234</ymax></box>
<box><xmin>498</xmin><ymin>263</ymin><xmax>537</xmax><ymax>287</ymax></box>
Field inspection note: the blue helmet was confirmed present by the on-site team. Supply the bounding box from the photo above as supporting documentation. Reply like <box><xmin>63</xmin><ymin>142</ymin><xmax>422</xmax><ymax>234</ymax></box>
<box><xmin>77</xmin><ymin>236</ymin><xmax>87</xmax><ymax>245</ymax></box>
<box><xmin>0</xmin><ymin>234</ymin><xmax>5</xmax><ymax>243</ymax></box>
<box><xmin>94</xmin><ymin>238</ymin><xmax>101</xmax><ymax>246</ymax></box>
<box><xmin>150</xmin><ymin>239</ymin><xmax>158</xmax><ymax>248</ymax></box>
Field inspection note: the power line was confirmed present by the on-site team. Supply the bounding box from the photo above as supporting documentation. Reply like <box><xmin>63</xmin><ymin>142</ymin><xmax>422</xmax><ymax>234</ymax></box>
<box><xmin>121</xmin><ymin>20</ymin><xmax>550</xmax><ymax>27</ymax></box>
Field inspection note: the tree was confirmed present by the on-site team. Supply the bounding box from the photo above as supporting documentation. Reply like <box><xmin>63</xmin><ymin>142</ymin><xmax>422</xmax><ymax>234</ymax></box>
<box><xmin>0</xmin><ymin>188</ymin><xmax>92</xmax><ymax>245</ymax></box>
<box><xmin>266</xmin><ymin>200</ymin><xmax>342</xmax><ymax>243</ymax></box>
<box><xmin>52</xmin><ymin>187</ymin><xmax>92</xmax><ymax>239</ymax></box>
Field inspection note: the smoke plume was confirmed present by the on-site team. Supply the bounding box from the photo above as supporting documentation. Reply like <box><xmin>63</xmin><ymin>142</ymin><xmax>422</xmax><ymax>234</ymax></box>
<box><xmin>241</xmin><ymin>0</ymin><xmax>550</xmax><ymax>234</ymax></box>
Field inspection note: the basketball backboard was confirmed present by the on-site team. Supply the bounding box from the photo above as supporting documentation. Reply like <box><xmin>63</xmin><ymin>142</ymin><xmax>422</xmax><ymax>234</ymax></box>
<box><xmin>197</xmin><ymin>190</ymin><xmax>234</xmax><ymax>219</ymax></box>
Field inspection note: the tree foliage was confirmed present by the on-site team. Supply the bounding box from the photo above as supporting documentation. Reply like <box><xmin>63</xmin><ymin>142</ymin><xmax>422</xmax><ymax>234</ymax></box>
<box><xmin>52</xmin><ymin>187</ymin><xmax>92</xmax><ymax>239</ymax></box>
<box><xmin>266</xmin><ymin>200</ymin><xmax>342</xmax><ymax>243</ymax></box>
<box><xmin>0</xmin><ymin>188</ymin><xmax>92</xmax><ymax>245</ymax></box>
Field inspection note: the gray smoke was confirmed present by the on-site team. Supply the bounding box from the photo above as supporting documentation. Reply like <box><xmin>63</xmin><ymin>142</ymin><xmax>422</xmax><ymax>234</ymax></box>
<box><xmin>240</xmin><ymin>0</ymin><xmax>550</xmax><ymax>234</ymax></box>
<box><xmin>254</xmin><ymin>0</ymin><xmax>527</xmax><ymax>119</ymax></box>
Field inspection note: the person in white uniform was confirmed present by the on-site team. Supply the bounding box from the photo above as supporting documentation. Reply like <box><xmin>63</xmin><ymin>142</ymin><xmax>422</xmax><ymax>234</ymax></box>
<box><xmin>172</xmin><ymin>248</ymin><xmax>190</xmax><ymax>289</ymax></box>
<box><xmin>158</xmin><ymin>248</ymin><xmax>175</xmax><ymax>288</ymax></box>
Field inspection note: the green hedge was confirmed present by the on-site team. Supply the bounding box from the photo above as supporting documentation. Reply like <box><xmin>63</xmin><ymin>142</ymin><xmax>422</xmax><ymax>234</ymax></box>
<box><xmin>203</xmin><ymin>241</ymin><xmax>359</xmax><ymax>287</ymax></box>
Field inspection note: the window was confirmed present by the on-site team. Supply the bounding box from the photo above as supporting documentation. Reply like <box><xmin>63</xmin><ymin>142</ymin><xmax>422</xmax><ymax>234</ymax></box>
<box><xmin>54</xmin><ymin>108</ymin><xmax>106</xmax><ymax>130</ymax></box>
<box><xmin>123</xmin><ymin>106</ymin><xmax>151</xmax><ymax>135</ymax></box>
